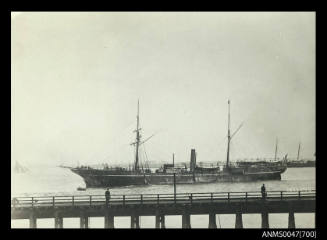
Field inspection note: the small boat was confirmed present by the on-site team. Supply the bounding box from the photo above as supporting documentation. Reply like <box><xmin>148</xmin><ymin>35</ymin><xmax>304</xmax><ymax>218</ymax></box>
<box><xmin>13</xmin><ymin>161</ymin><xmax>29</xmax><ymax>174</ymax></box>
<box><xmin>77</xmin><ymin>187</ymin><xmax>86</xmax><ymax>191</ymax></box>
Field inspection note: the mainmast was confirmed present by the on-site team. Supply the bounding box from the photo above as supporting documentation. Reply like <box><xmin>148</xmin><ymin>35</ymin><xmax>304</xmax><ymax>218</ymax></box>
<box><xmin>297</xmin><ymin>142</ymin><xmax>301</xmax><ymax>161</ymax></box>
<box><xmin>274</xmin><ymin>138</ymin><xmax>278</xmax><ymax>161</ymax></box>
<box><xmin>133</xmin><ymin>100</ymin><xmax>141</xmax><ymax>171</ymax></box>
<box><xmin>226</xmin><ymin>100</ymin><xmax>231</xmax><ymax>169</ymax></box>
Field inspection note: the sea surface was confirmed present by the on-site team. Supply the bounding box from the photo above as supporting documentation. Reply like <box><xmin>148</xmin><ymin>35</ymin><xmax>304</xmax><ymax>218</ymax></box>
<box><xmin>11</xmin><ymin>166</ymin><xmax>315</xmax><ymax>228</ymax></box>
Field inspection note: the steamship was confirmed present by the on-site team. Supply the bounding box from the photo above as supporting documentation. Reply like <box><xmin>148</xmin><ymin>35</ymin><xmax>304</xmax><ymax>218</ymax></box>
<box><xmin>69</xmin><ymin>100</ymin><xmax>287</xmax><ymax>188</ymax></box>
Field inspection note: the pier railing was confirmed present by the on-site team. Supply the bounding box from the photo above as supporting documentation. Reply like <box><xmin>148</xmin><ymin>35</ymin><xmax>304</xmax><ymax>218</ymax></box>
<box><xmin>11</xmin><ymin>190</ymin><xmax>315</xmax><ymax>208</ymax></box>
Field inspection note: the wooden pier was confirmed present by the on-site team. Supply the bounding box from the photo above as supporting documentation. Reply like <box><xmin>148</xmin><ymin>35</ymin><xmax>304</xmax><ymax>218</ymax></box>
<box><xmin>11</xmin><ymin>190</ymin><xmax>315</xmax><ymax>228</ymax></box>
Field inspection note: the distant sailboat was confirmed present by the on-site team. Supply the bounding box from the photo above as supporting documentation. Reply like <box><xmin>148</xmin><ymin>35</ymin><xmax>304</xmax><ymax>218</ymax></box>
<box><xmin>286</xmin><ymin>142</ymin><xmax>315</xmax><ymax>168</ymax></box>
<box><xmin>13</xmin><ymin>161</ymin><xmax>29</xmax><ymax>173</ymax></box>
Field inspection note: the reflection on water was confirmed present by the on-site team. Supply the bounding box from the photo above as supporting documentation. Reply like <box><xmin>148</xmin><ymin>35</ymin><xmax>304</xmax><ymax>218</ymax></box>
<box><xmin>11</xmin><ymin>166</ymin><xmax>315</xmax><ymax>228</ymax></box>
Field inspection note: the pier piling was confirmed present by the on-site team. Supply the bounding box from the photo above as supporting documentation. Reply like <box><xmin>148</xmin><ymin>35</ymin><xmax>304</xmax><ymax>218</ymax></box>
<box><xmin>131</xmin><ymin>215</ymin><xmax>140</xmax><ymax>229</ymax></box>
<box><xmin>155</xmin><ymin>214</ymin><xmax>160</xmax><ymax>228</ymax></box>
<box><xmin>105</xmin><ymin>212</ymin><xmax>114</xmax><ymax>228</ymax></box>
<box><xmin>182</xmin><ymin>210</ymin><xmax>191</xmax><ymax>229</ymax></box>
<box><xmin>130</xmin><ymin>215</ymin><xmax>135</xmax><ymax>229</ymax></box>
<box><xmin>208</xmin><ymin>213</ymin><xmax>217</xmax><ymax>228</ymax></box>
<box><xmin>29</xmin><ymin>211</ymin><xmax>37</xmax><ymax>229</ymax></box>
<box><xmin>261</xmin><ymin>211</ymin><xmax>269</xmax><ymax>228</ymax></box>
<box><xmin>160</xmin><ymin>215</ymin><xmax>165</xmax><ymax>228</ymax></box>
<box><xmin>288</xmin><ymin>211</ymin><xmax>295</xmax><ymax>228</ymax></box>
<box><xmin>54</xmin><ymin>212</ymin><xmax>63</xmax><ymax>228</ymax></box>
<box><xmin>80</xmin><ymin>212</ymin><xmax>89</xmax><ymax>228</ymax></box>
<box><xmin>235</xmin><ymin>212</ymin><xmax>243</xmax><ymax>229</ymax></box>
<box><xmin>155</xmin><ymin>212</ymin><xmax>165</xmax><ymax>228</ymax></box>
<box><xmin>135</xmin><ymin>215</ymin><xmax>140</xmax><ymax>228</ymax></box>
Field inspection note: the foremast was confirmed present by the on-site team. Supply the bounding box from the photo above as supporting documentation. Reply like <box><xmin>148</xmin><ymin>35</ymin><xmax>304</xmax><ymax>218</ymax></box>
<box><xmin>297</xmin><ymin>142</ymin><xmax>301</xmax><ymax>161</ymax></box>
<box><xmin>274</xmin><ymin>138</ymin><xmax>278</xmax><ymax>161</ymax></box>
<box><xmin>226</xmin><ymin>100</ymin><xmax>231</xmax><ymax>170</ymax></box>
<box><xmin>131</xmin><ymin>100</ymin><xmax>141</xmax><ymax>171</ymax></box>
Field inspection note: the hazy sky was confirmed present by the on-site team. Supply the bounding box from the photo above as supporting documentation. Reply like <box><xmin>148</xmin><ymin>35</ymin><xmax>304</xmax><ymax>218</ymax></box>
<box><xmin>11</xmin><ymin>12</ymin><xmax>315</xmax><ymax>167</ymax></box>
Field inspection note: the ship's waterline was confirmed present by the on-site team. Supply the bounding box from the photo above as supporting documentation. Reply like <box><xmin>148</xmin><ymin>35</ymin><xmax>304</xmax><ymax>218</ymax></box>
<box><xmin>75</xmin><ymin>171</ymin><xmax>283</xmax><ymax>188</ymax></box>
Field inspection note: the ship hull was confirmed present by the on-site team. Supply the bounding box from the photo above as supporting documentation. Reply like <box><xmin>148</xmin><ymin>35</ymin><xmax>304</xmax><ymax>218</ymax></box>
<box><xmin>71</xmin><ymin>169</ymin><xmax>282</xmax><ymax>188</ymax></box>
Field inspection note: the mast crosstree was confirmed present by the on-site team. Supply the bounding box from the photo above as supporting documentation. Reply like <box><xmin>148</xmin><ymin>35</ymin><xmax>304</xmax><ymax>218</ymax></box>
<box><xmin>130</xmin><ymin>100</ymin><xmax>157</xmax><ymax>172</ymax></box>
<box><xmin>225</xmin><ymin>100</ymin><xmax>243</xmax><ymax>169</ymax></box>
<box><xmin>274</xmin><ymin>138</ymin><xmax>278</xmax><ymax>161</ymax></box>
<box><xmin>226</xmin><ymin>100</ymin><xmax>231</xmax><ymax>169</ymax></box>
<box><xmin>297</xmin><ymin>142</ymin><xmax>301</xmax><ymax>161</ymax></box>
<box><xmin>131</xmin><ymin>100</ymin><xmax>141</xmax><ymax>171</ymax></box>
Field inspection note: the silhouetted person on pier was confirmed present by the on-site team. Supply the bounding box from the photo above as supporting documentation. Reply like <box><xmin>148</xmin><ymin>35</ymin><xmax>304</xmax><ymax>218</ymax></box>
<box><xmin>261</xmin><ymin>184</ymin><xmax>266</xmax><ymax>199</ymax></box>
<box><xmin>105</xmin><ymin>188</ymin><xmax>111</xmax><ymax>207</ymax></box>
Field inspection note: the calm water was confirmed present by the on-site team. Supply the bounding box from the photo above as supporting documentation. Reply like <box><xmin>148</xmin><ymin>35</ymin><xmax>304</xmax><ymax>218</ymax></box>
<box><xmin>11</xmin><ymin>166</ymin><xmax>315</xmax><ymax>228</ymax></box>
